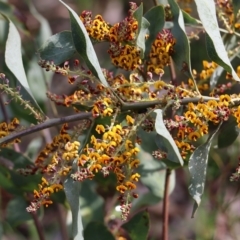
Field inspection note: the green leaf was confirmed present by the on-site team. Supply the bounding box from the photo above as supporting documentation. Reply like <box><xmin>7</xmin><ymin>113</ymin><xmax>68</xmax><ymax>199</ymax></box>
<box><xmin>80</xmin><ymin>180</ymin><xmax>104</xmax><ymax>227</ymax></box>
<box><xmin>64</xmin><ymin>169</ymin><xmax>83</xmax><ymax>240</ymax></box>
<box><xmin>182</xmin><ymin>10</ymin><xmax>200</xmax><ymax>25</ymax></box>
<box><xmin>168</xmin><ymin>0</ymin><xmax>195</xmax><ymax>81</ymax></box>
<box><xmin>59</xmin><ymin>0</ymin><xmax>109</xmax><ymax>87</ymax></box>
<box><xmin>0</xmin><ymin>167</ymin><xmax>16</xmax><ymax>193</ymax></box>
<box><xmin>3</xmin><ymin>15</ymin><xmax>44</xmax><ymax>113</ymax></box>
<box><xmin>218</xmin><ymin>116</ymin><xmax>239</xmax><ymax>148</ymax></box>
<box><xmin>28</xmin><ymin>1</ymin><xmax>52</xmax><ymax>46</ymax></box>
<box><xmin>154</xmin><ymin>109</ymin><xmax>184</xmax><ymax>166</ymax></box>
<box><xmin>133</xmin><ymin>3</ymin><xmax>143</xmax><ymax>36</ymax></box>
<box><xmin>131</xmin><ymin>192</ymin><xmax>161</xmax><ymax>213</ymax></box>
<box><xmin>6</xmin><ymin>197</ymin><xmax>32</xmax><ymax>226</ymax></box>
<box><xmin>83</xmin><ymin>222</ymin><xmax>115</xmax><ymax>240</ymax></box>
<box><xmin>38</xmin><ymin>31</ymin><xmax>76</xmax><ymax>65</ymax></box>
<box><xmin>232</xmin><ymin>0</ymin><xmax>240</xmax><ymax>23</ymax></box>
<box><xmin>137</xmin><ymin>129</ymin><xmax>166</xmax><ymax>197</ymax></box>
<box><xmin>133</xmin><ymin>4</ymin><xmax>149</xmax><ymax>57</ymax></box>
<box><xmin>188</xmin><ymin>123</ymin><xmax>222</xmax><ymax>217</ymax></box>
<box><xmin>27</xmin><ymin>56</ymin><xmax>49</xmax><ymax>104</ymax></box>
<box><xmin>122</xmin><ymin>211</ymin><xmax>149</xmax><ymax>240</ymax></box>
<box><xmin>144</xmin><ymin>5</ymin><xmax>165</xmax><ymax>58</ymax></box>
<box><xmin>136</xmin><ymin>17</ymin><xmax>149</xmax><ymax>58</ymax></box>
<box><xmin>194</xmin><ymin>0</ymin><xmax>240</xmax><ymax>81</ymax></box>
<box><xmin>0</xmin><ymin>148</ymin><xmax>33</xmax><ymax>169</ymax></box>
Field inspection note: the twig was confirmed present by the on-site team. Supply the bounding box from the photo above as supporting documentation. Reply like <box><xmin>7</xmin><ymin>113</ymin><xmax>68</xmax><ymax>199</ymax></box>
<box><xmin>0</xmin><ymin>112</ymin><xmax>92</xmax><ymax>145</ymax></box>
<box><xmin>169</xmin><ymin>57</ymin><xmax>177</xmax><ymax>85</ymax></box>
<box><xmin>30</xmin><ymin>211</ymin><xmax>45</xmax><ymax>240</ymax></box>
<box><xmin>152</xmin><ymin>0</ymin><xmax>158</xmax><ymax>6</ymax></box>
<box><xmin>56</xmin><ymin>204</ymin><xmax>68</xmax><ymax>240</ymax></box>
<box><xmin>0</xmin><ymin>94</ymin><xmax>9</xmax><ymax>122</ymax></box>
<box><xmin>162</xmin><ymin>168</ymin><xmax>171</xmax><ymax>240</ymax></box>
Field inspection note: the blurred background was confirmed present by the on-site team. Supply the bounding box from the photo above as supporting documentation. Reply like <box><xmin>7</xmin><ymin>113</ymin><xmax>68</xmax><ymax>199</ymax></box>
<box><xmin>0</xmin><ymin>0</ymin><xmax>240</xmax><ymax>239</ymax></box>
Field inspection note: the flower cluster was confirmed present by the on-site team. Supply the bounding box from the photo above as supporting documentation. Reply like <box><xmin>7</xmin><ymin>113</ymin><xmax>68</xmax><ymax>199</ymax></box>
<box><xmin>163</xmin><ymin>95</ymin><xmax>232</xmax><ymax>158</ymax></box>
<box><xmin>147</xmin><ymin>29</ymin><xmax>175</xmax><ymax>75</ymax></box>
<box><xmin>26</xmin><ymin>123</ymin><xmax>88</xmax><ymax>212</ymax></box>
<box><xmin>0</xmin><ymin>118</ymin><xmax>20</xmax><ymax>147</ymax></box>
<box><xmin>216</xmin><ymin>0</ymin><xmax>240</xmax><ymax>31</ymax></box>
<box><xmin>71</xmin><ymin>115</ymin><xmax>140</xmax><ymax>220</ymax></box>
<box><xmin>80</xmin><ymin>3</ymin><xmax>176</xmax><ymax>73</ymax></box>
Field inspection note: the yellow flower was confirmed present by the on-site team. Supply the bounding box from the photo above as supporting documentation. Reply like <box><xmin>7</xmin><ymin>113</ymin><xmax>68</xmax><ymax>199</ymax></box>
<box><xmin>96</xmin><ymin>125</ymin><xmax>105</xmax><ymax>134</ymax></box>
<box><xmin>126</xmin><ymin>115</ymin><xmax>134</xmax><ymax>125</ymax></box>
<box><xmin>184</xmin><ymin>111</ymin><xmax>196</xmax><ymax>123</ymax></box>
<box><xmin>188</xmin><ymin>131</ymin><xmax>200</xmax><ymax>141</ymax></box>
<box><xmin>130</xmin><ymin>173</ymin><xmax>140</xmax><ymax>182</ymax></box>
<box><xmin>219</xmin><ymin>94</ymin><xmax>231</xmax><ymax>106</ymax></box>
<box><xmin>207</xmin><ymin>100</ymin><xmax>218</xmax><ymax>109</ymax></box>
<box><xmin>103</xmin><ymin>108</ymin><xmax>113</xmax><ymax>116</ymax></box>
<box><xmin>125</xmin><ymin>181</ymin><xmax>136</xmax><ymax>190</ymax></box>
<box><xmin>125</xmin><ymin>140</ymin><xmax>134</xmax><ymax>150</ymax></box>
<box><xmin>116</xmin><ymin>184</ymin><xmax>127</xmax><ymax>194</ymax></box>
<box><xmin>90</xmin><ymin>164</ymin><xmax>102</xmax><ymax>173</ymax></box>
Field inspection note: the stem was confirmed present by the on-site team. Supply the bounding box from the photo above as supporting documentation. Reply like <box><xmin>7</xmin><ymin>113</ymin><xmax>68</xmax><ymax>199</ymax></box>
<box><xmin>56</xmin><ymin>204</ymin><xmax>68</xmax><ymax>240</ymax></box>
<box><xmin>152</xmin><ymin>0</ymin><xmax>158</xmax><ymax>6</ymax></box>
<box><xmin>169</xmin><ymin>57</ymin><xmax>177</xmax><ymax>85</ymax></box>
<box><xmin>0</xmin><ymin>112</ymin><xmax>92</xmax><ymax>145</ymax></box>
<box><xmin>0</xmin><ymin>94</ymin><xmax>9</xmax><ymax>122</ymax></box>
<box><xmin>162</xmin><ymin>168</ymin><xmax>171</xmax><ymax>240</ymax></box>
<box><xmin>30</xmin><ymin>211</ymin><xmax>45</xmax><ymax>240</ymax></box>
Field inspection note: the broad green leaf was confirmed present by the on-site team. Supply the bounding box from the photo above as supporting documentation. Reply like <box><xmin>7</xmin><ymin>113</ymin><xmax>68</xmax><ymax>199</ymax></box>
<box><xmin>122</xmin><ymin>211</ymin><xmax>149</xmax><ymax>240</ymax></box>
<box><xmin>131</xmin><ymin>192</ymin><xmax>161</xmax><ymax>213</ymax></box>
<box><xmin>83</xmin><ymin>222</ymin><xmax>115</xmax><ymax>240</ymax></box>
<box><xmin>6</xmin><ymin>197</ymin><xmax>31</xmax><ymax>226</ymax></box>
<box><xmin>0</xmin><ymin>167</ymin><xmax>16</xmax><ymax>193</ymax></box>
<box><xmin>156</xmin><ymin>0</ymin><xmax>168</xmax><ymax>4</ymax></box>
<box><xmin>232</xmin><ymin>0</ymin><xmax>240</xmax><ymax>23</ymax></box>
<box><xmin>59</xmin><ymin>0</ymin><xmax>109</xmax><ymax>87</ymax></box>
<box><xmin>182</xmin><ymin>10</ymin><xmax>200</xmax><ymax>25</ymax></box>
<box><xmin>0</xmin><ymin>148</ymin><xmax>33</xmax><ymax>169</ymax></box>
<box><xmin>154</xmin><ymin>109</ymin><xmax>184</xmax><ymax>166</ymax></box>
<box><xmin>137</xmin><ymin>128</ymin><xmax>166</xmax><ymax>197</ymax></box>
<box><xmin>188</xmin><ymin>123</ymin><xmax>221</xmax><ymax>217</ymax></box>
<box><xmin>168</xmin><ymin>0</ymin><xmax>195</xmax><ymax>83</ymax></box>
<box><xmin>28</xmin><ymin>1</ymin><xmax>52</xmax><ymax>46</ymax></box>
<box><xmin>218</xmin><ymin>117</ymin><xmax>239</xmax><ymax>148</ymax></box>
<box><xmin>194</xmin><ymin>0</ymin><xmax>240</xmax><ymax>81</ymax></box>
<box><xmin>27</xmin><ymin>57</ymin><xmax>49</xmax><ymax>104</ymax></box>
<box><xmin>80</xmin><ymin>180</ymin><xmax>104</xmax><ymax>227</ymax></box>
<box><xmin>133</xmin><ymin>3</ymin><xmax>143</xmax><ymax>36</ymax></box>
<box><xmin>136</xmin><ymin>17</ymin><xmax>149</xmax><ymax>58</ymax></box>
<box><xmin>64</xmin><ymin>167</ymin><xmax>83</xmax><ymax>240</ymax></box>
<box><xmin>38</xmin><ymin>31</ymin><xmax>76</xmax><ymax>65</ymax></box>
<box><xmin>144</xmin><ymin>5</ymin><xmax>165</xmax><ymax>58</ymax></box>
<box><xmin>3</xmin><ymin>16</ymin><xmax>44</xmax><ymax>113</ymax></box>
<box><xmin>133</xmin><ymin>4</ymin><xmax>149</xmax><ymax>57</ymax></box>
<box><xmin>210</xmin><ymin>42</ymin><xmax>240</xmax><ymax>89</ymax></box>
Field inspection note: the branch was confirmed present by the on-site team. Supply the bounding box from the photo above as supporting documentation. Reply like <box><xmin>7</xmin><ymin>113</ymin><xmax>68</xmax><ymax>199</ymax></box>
<box><xmin>0</xmin><ymin>112</ymin><xmax>92</xmax><ymax>145</ymax></box>
<box><xmin>162</xmin><ymin>168</ymin><xmax>172</xmax><ymax>240</ymax></box>
<box><xmin>120</xmin><ymin>96</ymin><xmax>219</xmax><ymax>111</ymax></box>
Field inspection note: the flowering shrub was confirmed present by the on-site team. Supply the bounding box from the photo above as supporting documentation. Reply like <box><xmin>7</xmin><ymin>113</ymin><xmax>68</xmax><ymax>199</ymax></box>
<box><xmin>1</xmin><ymin>0</ymin><xmax>240</xmax><ymax>239</ymax></box>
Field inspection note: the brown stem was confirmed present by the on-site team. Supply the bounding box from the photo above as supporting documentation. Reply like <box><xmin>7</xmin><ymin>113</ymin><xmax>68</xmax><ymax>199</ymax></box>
<box><xmin>0</xmin><ymin>112</ymin><xmax>92</xmax><ymax>145</ymax></box>
<box><xmin>56</xmin><ymin>204</ymin><xmax>68</xmax><ymax>240</ymax></box>
<box><xmin>152</xmin><ymin>0</ymin><xmax>158</xmax><ymax>6</ymax></box>
<box><xmin>0</xmin><ymin>94</ymin><xmax>9</xmax><ymax>122</ymax></box>
<box><xmin>30</xmin><ymin>211</ymin><xmax>45</xmax><ymax>240</ymax></box>
<box><xmin>162</xmin><ymin>168</ymin><xmax>171</xmax><ymax>240</ymax></box>
<box><xmin>169</xmin><ymin>57</ymin><xmax>177</xmax><ymax>85</ymax></box>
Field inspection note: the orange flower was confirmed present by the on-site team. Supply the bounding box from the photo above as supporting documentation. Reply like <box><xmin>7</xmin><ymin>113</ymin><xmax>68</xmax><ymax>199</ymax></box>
<box><xmin>96</xmin><ymin>125</ymin><xmax>105</xmax><ymax>134</ymax></box>
<box><xmin>126</xmin><ymin>115</ymin><xmax>135</xmax><ymax>125</ymax></box>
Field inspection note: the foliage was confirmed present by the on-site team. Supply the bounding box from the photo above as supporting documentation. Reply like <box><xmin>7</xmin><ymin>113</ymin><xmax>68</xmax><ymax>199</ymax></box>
<box><xmin>1</xmin><ymin>0</ymin><xmax>240</xmax><ymax>239</ymax></box>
